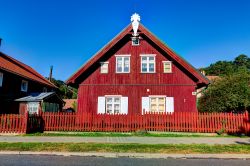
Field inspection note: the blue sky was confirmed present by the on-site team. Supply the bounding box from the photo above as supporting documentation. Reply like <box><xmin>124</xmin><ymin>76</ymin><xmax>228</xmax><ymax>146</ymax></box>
<box><xmin>0</xmin><ymin>0</ymin><xmax>250</xmax><ymax>80</ymax></box>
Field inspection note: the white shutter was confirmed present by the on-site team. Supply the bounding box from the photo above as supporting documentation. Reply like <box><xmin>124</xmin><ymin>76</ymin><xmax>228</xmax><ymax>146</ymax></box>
<box><xmin>121</xmin><ymin>97</ymin><xmax>128</xmax><ymax>114</ymax></box>
<box><xmin>166</xmin><ymin>97</ymin><xmax>174</xmax><ymax>113</ymax></box>
<box><xmin>97</xmin><ymin>96</ymin><xmax>105</xmax><ymax>114</ymax></box>
<box><xmin>142</xmin><ymin>97</ymin><xmax>149</xmax><ymax>114</ymax></box>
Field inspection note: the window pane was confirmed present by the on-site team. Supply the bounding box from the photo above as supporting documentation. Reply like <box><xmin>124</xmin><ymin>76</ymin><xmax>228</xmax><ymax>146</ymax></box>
<box><xmin>124</xmin><ymin>58</ymin><xmax>130</xmax><ymax>72</ymax></box>
<box><xmin>114</xmin><ymin>97</ymin><xmax>120</xmax><ymax>103</ymax></box>
<box><xmin>149</xmin><ymin>63</ymin><xmax>155</xmax><ymax>72</ymax></box>
<box><xmin>150</xmin><ymin>98</ymin><xmax>157</xmax><ymax>103</ymax></box>
<box><xmin>142</xmin><ymin>63</ymin><xmax>147</xmax><ymax>72</ymax></box>
<box><xmin>142</xmin><ymin>57</ymin><xmax>147</xmax><ymax>62</ymax></box>
<box><xmin>149</xmin><ymin>57</ymin><xmax>154</xmax><ymax>61</ymax></box>
<box><xmin>114</xmin><ymin>104</ymin><xmax>120</xmax><ymax>113</ymax></box>
<box><xmin>106</xmin><ymin>98</ymin><xmax>112</xmax><ymax>103</ymax></box>
<box><xmin>158</xmin><ymin>98</ymin><xmax>165</xmax><ymax>104</ymax></box>
<box><xmin>116</xmin><ymin>58</ymin><xmax>123</xmax><ymax>72</ymax></box>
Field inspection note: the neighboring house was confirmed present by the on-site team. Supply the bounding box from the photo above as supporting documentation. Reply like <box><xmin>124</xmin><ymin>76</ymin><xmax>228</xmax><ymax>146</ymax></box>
<box><xmin>66</xmin><ymin>14</ymin><xmax>209</xmax><ymax>115</ymax></box>
<box><xmin>15</xmin><ymin>92</ymin><xmax>65</xmax><ymax>114</ymax></box>
<box><xmin>0</xmin><ymin>52</ymin><xmax>57</xmax><ymax>114</ymax></box>
<box><xmin>63</xmin><ymin>99</ymin><xmax>77</xmax><ymax>112</ymax></box>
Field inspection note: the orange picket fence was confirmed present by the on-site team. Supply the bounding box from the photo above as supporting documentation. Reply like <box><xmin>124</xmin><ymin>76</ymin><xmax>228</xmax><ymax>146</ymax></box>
<box><xmin>0</xmin><ymin>114</ymin><xmax>27</xmax><ymax>133</ymax></box>
<box><xmin>27</xmin><ymin>112</ymin><xmax>250</xmax><ymax>134</ymax></box>
<box><xmin>1</xmin><ymin>112</ymin><xmax>250</xmax><ymax>134</ymax></box>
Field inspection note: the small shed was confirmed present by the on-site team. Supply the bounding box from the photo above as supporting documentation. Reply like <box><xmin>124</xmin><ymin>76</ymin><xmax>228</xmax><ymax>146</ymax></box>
<box><xmin>15</xmin><ymin>92</ymin><xmax>65</xmax><ymax>114</ymax></box>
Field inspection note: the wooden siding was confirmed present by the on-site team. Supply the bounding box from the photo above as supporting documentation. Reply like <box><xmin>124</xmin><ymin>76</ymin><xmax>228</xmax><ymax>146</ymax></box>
<box><xmin>78</xmin><ymin>85</ymin><xmax>197</xmax><ymax>114</ymax></box>
<box><xmin>81</xmin><ymin>36</ymin><xmax>196</xmax><ymax>85</ymax></box>
<box><xmin>77</xmin><ymin>35</ymin><xmax>198</xmax><ymax>114</ymax></box>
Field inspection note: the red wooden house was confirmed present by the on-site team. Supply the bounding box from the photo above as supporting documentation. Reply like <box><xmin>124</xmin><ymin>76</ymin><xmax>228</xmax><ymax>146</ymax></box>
<box><xmin>67</xmin><ymin>14</ymin><xmax>209</xmax><ymax>115</ymax></box>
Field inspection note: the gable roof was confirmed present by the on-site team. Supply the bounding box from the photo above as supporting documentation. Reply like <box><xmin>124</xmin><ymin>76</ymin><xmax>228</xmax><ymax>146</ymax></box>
<box><xmin>0</xmin><ymin>52</ymin><xmax>56</xmax><ymax>88</ymax></box>
<box><xmin>66</xmin><ymin>24</ymin><xmax>209</xmax><ymax>87</ymax></box>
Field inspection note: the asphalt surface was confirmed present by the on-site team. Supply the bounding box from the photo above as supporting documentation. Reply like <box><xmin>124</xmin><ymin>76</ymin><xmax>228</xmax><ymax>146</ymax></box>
<box><xmin>0</xmin><ymin>155</ymin><xmax>249</xmax><ymax>166</ymax></box>
<box><xmin>0</xmin><ymin>136</ymin><xmax>250</xmax><ymax>145</ymax></box>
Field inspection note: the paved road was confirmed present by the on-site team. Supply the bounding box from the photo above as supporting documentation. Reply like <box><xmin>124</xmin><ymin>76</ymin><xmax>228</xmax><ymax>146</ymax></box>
<box><xmin>0</xmin><ymin>136</ymin><xmax>249</xmax><ymax>145</ymax></box>
<box><xmin>0</xmin><ymin>155</ymin><xmax>249</xmax><ymax>166</ymax></box>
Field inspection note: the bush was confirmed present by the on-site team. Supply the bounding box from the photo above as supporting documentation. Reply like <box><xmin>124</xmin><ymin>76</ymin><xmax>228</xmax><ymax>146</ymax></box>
<box><xmin>198</xmin><ymin>69</ymin><xmax>250</xmax><ymax>113</ymax></box>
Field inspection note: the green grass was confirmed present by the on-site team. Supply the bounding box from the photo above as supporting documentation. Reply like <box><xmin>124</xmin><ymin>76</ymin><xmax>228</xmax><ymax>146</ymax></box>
<box><xmin>0</xmin><ymin>143</ymin><xmax>249</xmax><ymax>154</ymax></box>
<box><xmin>24</xmin><ymin>131</ymin><xmax>248</xmax><ymax>137</ymax></box>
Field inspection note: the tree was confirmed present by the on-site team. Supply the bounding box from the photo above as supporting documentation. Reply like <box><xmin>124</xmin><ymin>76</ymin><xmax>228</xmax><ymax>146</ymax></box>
<box><xmin>202</xmin><ymin>54</ymin><xmax>250</xmax><ymax>76</ymax></box>
<box><xmin>49</xmin><ymin>78</ymin><xmax>77</xmax><ymax>99</ymax></box>
<box><xmin>234</xmin><ymin>54</ymin><xmax>250</xmax><ymax>69</ymax></box>
<box><xmin>203</xmin><ymin>61</ymin><xmax>235</xmax><ymax>76</ymax></box>
<box><xmin>198</xmin><ymin>69</ymin><xmax>250</xmax><ymax>113</ymax></box>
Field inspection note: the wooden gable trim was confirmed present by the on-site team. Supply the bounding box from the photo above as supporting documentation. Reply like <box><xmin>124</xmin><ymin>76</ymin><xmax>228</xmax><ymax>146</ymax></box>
<box><xmin>66</xmin><ymin>24</ymin><xmax>209</xmax><ymax>86</ymax></box>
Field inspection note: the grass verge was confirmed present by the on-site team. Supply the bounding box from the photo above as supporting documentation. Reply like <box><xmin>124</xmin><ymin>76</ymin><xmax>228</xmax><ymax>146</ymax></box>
<box><xmin>0</xmin><ymin>143</ymin><xmax>249</xmax><ymax>154</ymax></box>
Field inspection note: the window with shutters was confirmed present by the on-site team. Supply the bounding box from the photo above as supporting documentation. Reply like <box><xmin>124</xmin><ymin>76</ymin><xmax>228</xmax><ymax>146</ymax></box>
<box><xmin>149</xmin><ymin>97</ymin><xmax>165</xmax><ymax>113</ymax></box>
<box><xmin>141</xmin><ymin>54</ymin><xmax>156</xmax><ymax>73</ymax></box>
<box><xmin>100</xmin><ymin>62</ymin><xmax>109</xmax><ymax>73</ymax></box>
<box><xmin>163</xmin><ymin>61</ymin><xmax>172</xmax><ymax>73</ymax></box>
<box><xmin>105</xmin><ymin>96</ymin><xmax>121</xmax><ymax>114</ymax></box>
<box><xmin>116</xmin><ymin>56</ymin><xmax>130</xmax><ymax>73</ymax></box>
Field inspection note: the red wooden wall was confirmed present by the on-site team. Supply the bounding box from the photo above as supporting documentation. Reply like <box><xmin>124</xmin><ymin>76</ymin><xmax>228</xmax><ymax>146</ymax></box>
<box><xmin>78</xmin><ymin>35</ymin><xmax>199</xmax><ymax>114</ymax></box>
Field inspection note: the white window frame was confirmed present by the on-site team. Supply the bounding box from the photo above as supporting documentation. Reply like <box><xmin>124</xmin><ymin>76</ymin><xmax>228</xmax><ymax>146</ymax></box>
<box><xmin>132</xmin><ymin>37</ymin><xmax>139</xmax><ymax>46</ymax></box>
<box><xmin>100</xmin><ymin>62</ymin><xmax>109</xmax><ymax>73</ymax></box>
<box><xmin>162</xmin><ymin>61</ymin><xmax>172</xmax><ymax>73</ymax></box>
<box><xmin>140</xmin><ymin>54</ymin><xmax>156</xmax><ymax>73</ymax></box>
<box><xmin>105</xmin><ymin>95</ymin><xmax>121</xmax><ymax>114</ymax></box>
<box><xmin>21</xmin><ymin>80</ymin><xmax>28</xmax><ymax>92</ymax></box>
<box><xmin>0</xmin><ymin>72</ymin><xmax>3</xmax><ymax>87</ymax></box>
<box><xmin>27</xmin><ymin>102</ymin><xmax>39</xmax><ymax>114</ymax></box>
<box><xmin>149</xmin><ymin>95</ymin><xmax>166</xmax><ymax>113</ymax></box>
<box><xmin>115</xmin><ymin>55</ymin><xmax>130</xmax><ymax>73</ymax></box>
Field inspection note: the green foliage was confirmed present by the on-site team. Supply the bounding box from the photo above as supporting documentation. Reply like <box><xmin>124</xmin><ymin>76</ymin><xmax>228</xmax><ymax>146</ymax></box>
<box><xmin>202</xmin><ymin>54</ymin><xmax>250</xmax><ymax>76</ymax></box>
<box><xmin>198</xmin><ymin>69</ymin><xmax>250</xmax><ymax>113</ymax></box>
<box><xmin>49</xmin><ymin>78</ymin><xmax>77</xmax><ymax>99</ymax></box>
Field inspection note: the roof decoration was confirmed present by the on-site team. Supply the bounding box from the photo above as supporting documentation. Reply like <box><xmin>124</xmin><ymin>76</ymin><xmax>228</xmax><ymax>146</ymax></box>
<box><xmin>131</xmin><ymin>13</ymin><xmax>140</xmax><ymax>36</ymax></box>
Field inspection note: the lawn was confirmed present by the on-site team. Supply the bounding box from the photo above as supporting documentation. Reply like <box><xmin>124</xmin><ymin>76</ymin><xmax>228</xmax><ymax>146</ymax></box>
<box><xmin>0</xmin><ymin>143</ymin><xmax>249</xmax><ymax>154</ymax></box>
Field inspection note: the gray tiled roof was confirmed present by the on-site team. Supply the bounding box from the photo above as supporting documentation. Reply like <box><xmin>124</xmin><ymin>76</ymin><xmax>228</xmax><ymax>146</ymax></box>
<box><xmin>15</xmin><ymin>92</ymin><xmax>55</xmax><ymax>102</ymax></box>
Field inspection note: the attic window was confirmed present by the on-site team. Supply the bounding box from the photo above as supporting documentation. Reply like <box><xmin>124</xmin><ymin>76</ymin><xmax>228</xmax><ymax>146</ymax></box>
<box><xmin>163</xmin><ymin>61</ymin><xmax>172</xmax><ymax>73</ymax></box>
<box><xmin>100</xmin><ymin>62</ymin><xmax>109</xmax><ymax>73</ymax></box>
<box><xmin>132</xmin><ymin>37</ymin><xmax>139</xmax><ymax>46</ymax></box>
<box><xmin>21</xmin><ymin>80</ymin><xmax>28</xmax><ymax>92</ymax></box>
